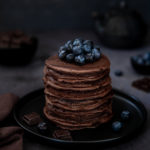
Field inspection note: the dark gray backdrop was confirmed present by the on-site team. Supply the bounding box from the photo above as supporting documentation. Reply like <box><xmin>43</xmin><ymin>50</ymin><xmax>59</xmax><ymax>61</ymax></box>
<box><xmin>0</xmin><ymin>0</ymin><xmax>149</xmax><ymax>32</ymax></box>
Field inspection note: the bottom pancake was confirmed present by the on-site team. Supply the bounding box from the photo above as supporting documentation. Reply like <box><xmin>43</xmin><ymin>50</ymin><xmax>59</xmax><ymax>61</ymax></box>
<box><xmin>43</xmin><ymin>105</ymin><xmax>113</xmax><ymax>130</ymax></box>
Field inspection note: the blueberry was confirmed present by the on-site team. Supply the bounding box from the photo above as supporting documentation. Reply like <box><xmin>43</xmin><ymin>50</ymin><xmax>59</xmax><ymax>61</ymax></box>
<box><xmin>83</xmin><ymin>40</ymin><xmax>93</xmax><ymax>46</ymax></box>
<box><xmin>37</xmin><ymin>122</ymin><xmax>48</xmax><ymax>134</ymax></box>
<box><xmin>73</xmin><ymin>38</ymin><xmax>83</xmax><ymax>46</ymax></box>
<box><xmin>59</xmin><ymin>46</ymin><xmax>66</xmax><ymax>53</ymax></box>
<box><xmin>58</xmin><ymin>50</ymin><xmax>67</xmax><ymax>59</ymax></box>
<box><xmin>114</xmin><ymin>70</ymin><xmax>123</xmax><ymax>76</ymax></box>
<box><xmin>143</xmin><ymin>52</ymin><xmax>150</xmax><ymax>61</ymax></box>
<box><xmin>121</xmin><ymin>110</ymin><xmax>130</xmax><ymax>120</ymax></box>
<box><xmin>72</xmin><ymin>46</ymin><xmax>83</xmax><ymax>55</ymax></box>
<box><xmin>75</xmin><ymin>55</ymin><xmax>85</xmax><ymax>65</ymax></box>
<box><xmin>92</xmin><ymin>48</ymin><xmax>101</xmax><ymax>60</ymax></box>
<box><xmin>65</xmin><ymin>40</ymin><xmax>73</xmax><ymax>51</ymax></box>
<box><xmin>83</xmin><ymin>44</ymin><xmax>92</xmax><ymax>53</ymax></box>
<box><xmin>137</xmin><ymin>58</ymin><xmax>145</xmax><ymax>65</ymax></box>
<box><xmin>112</xmin><ymin>121</ymin><xmax>123</xmax><ymax>132</ymax></box>
<box><xmin>85</xmin><ymin>53</ymin><xmax>94</xmax><ymax>62</ymax></box>
<box><xmin>66</xmin><ymin>53</ymin><xmax>74</xmax><ymax>62</ymax></box>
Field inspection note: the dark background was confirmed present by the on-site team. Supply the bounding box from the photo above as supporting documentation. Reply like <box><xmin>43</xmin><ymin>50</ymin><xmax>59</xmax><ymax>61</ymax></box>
<box><xmin>0</xmin><ymin>0</ymin><xmax>150</xmax><ymax>32</ymax></box>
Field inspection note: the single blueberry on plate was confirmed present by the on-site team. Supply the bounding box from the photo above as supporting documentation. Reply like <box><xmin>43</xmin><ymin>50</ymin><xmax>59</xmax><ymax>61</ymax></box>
<box><xmin>66</xmin><ymin>53</ymin><xmax>74</xmax><ymax>62</ymax></box>
<box><xmin>83</xmin><ymin>44</ymin><xmax>92</xmax><ymax>53</ymax></box>
<box><xmin>58</xmin><ymin>50</ymin><xmax>67</xmax><ymax>59</ymax></box>
<box><xmin>37</xmin><ymin>122</ymin><xmax>48</xmax><ymax>134</ymax></box>
<box><xmin>143</xmin><ymin>52</ymin><xmax>150</xmax><ymax>61</ymax></box>
<box><xmin>75</xmin><ymin>55</ymin><xmax>85</xmax><ymax>65</ymax></box>
<box><xmin>114</xmin><ymin>70</ymin><xmax>123</xmax><ymax>76</ymax></box>
<box><xmin>85</xmin><ymin>53</ymin><xmax>94</xmax><ymax>62</ymax></box>
<box><xmin>92</xmin><ymin>48</ymin><xmax>101</xmax><ymax>60</ymax></box>
<box><xmin>73</xmin><ymin>38</ymin><xmax>83</xmax><ymax>46</ymax></box>
<box><xmin>72</xmin><ymin>46</ymin><xmax>83</xmax><ymax>55</ymax></box>
<box><xmin>121</xmin><ymin>110</ymin><xmax>130</xmax><ymax>120</ymax></box>
<box><xmin>65</xmin><ymin>40</ymin><xmax>73</xmax><ymax>51</ymax></box>
<box><xmin>83</xmin><ymin>40</ymin><xmax>93</xmax><ymax>46</ymax></box>
<box><xmin>112</xmin><ymin>121</ymin><xmax>123</xmax><ymax>132</ymax></box>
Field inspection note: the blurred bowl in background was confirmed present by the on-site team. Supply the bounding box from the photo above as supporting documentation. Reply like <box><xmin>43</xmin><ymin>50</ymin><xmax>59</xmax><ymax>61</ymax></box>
<box><xmin>0</xmin><ymin>30</ymin><xmax>38</xmax><ymax>66</ymax></box>
<box><xmin>92</xmin><ymin>0</ymin><xmax>147</xmax><ymax>49</ymax></box>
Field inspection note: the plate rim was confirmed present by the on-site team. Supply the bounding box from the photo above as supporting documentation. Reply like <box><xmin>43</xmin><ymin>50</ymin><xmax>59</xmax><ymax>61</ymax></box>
<box><xmin>13</xmin><ymin>88</ymin><xmax>147</xmax><ymax>145</ymax></box>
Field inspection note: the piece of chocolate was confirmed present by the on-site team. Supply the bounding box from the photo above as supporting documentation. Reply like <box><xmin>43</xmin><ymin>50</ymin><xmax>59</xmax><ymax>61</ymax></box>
<box><xmin>52</xmin><ymin>129</ymin><xmax>72</xmax><ymax>140</ymax></box>
<box><xmin>132</xmin><ymin>77</ymin><xmax>150</xmax><ymax>92</ymax></box>
<box><xmin>23</xmin><ymin>112</ymin><xmax>42</xmax><ymax>126</ymax></box>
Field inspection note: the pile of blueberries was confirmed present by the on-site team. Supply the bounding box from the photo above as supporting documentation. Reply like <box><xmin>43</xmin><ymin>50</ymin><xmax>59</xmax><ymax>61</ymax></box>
<box><xmin>112</xmin><ymin>110</ymin><xmax>130</xmax><ymax>132</ymax></box>
<box><xmin>58</xmin><ymin>38</ymin><xmax>101</xmax><ymax>65</ymax></box>
<box><xmin>131</xmin><ymin>52</ymin><xmax>150</xmax><ymax>66</ymax></box>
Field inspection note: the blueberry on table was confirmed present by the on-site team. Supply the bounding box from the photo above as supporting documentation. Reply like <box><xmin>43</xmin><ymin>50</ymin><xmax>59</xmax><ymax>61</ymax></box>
<box><xmin>114</xmin><ymin>70</ymin><xmax>123</xmax><ymax>76</ymax></box>
<box><xmin>112</xmin><ymin>121</ymin><xmax>123</xmax><ymax>132</ymax></box>
<box><xmin>73</xmin><ymin>38</ymin><xmax>83</xmax><ymax>46</ymax></box>
<box><xmin>83</xmin><ymin>44</ymin><xmax>92</xmax><ymax>53</ymax></box>
<box><xmin>72</xmin><ymin>46</ymin><xmax>83</xmax><ymax>55</ymax></box>
<box><xmin>66</xmin><ymin>53</ymin><xmax>74</xmax><ymax>62</ymax></box>
<box><xmin>75</xmin><ymin>55</ymin><xmax>85</xmax><ymax>65</ymax></box>
<box><xmin>121</xmin><ymin>110</ymin><xmax>130</xmax><ymax>120</ymax></box>
<box><xmin>85</xmin><ymin>53</ymin><xmax>94</xmax><ymax>62</ymax></box>
<box><xmin>58</xmin><ymin>50</ymin><xmax>67</xmax><ymax>59</ymax></box>
<box><xmin>37</xmin><ymin>122</ymin><xmax>48</xmax><ymax>134</ymax></box>
<box><xmin>92</xmin><ymin>48</ymin><xmax>101</xmax><ymax>60</ymax></box>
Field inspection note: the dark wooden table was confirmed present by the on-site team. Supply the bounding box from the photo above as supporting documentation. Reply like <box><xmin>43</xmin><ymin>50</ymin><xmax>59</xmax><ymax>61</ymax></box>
<box><xmin>0</xmin><ymin>30</ymin><xmax>149</xmax><ymax>150</ymax></box>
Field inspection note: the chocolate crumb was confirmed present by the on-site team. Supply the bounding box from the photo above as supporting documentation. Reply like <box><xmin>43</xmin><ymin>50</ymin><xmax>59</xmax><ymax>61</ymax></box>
<box><xmin>132</xmin><ymin>77</ymin><xmax>150</xmax><ymax>92</ymax></box>
<box><xmin>53</xmin><ymin>129</ymin><xmax>72</xmax><ymax>140</ymax></box>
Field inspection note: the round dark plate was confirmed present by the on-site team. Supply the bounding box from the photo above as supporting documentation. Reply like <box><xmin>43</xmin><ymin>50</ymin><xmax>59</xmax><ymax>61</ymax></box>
<box><xmin>13</xmin><ymin>88</ymin><xmax>147</xmax><ymax>146</ymax></box>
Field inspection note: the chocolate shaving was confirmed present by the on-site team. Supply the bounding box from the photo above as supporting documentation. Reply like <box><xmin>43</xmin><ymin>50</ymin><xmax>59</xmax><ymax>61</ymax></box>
<box><xmin>132</xmin><ymin>77</ymin><xmax>150</xmax><ymax>92</ymax></box>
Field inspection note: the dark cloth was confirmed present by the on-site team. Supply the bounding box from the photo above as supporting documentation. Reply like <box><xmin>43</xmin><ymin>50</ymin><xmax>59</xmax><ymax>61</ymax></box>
<box><xmin>0</xmin><ymin>94</ymin><xmax>23</xmax><ymax>150</ymax></box>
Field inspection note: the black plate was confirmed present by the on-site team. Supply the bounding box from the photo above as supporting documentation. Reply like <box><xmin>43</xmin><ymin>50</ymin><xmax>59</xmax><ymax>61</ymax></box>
<box><xmin>13</xmin><ymin>88</ymin><xmax>147</xmax><ymax>146</ymax></box>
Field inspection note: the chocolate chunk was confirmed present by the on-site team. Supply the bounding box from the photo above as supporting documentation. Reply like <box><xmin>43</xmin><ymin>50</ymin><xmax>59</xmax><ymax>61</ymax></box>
<box><xmin>132</xmin><ymin>77</ymin><xmax>150</xmax><ymax>92</ymax></box>
<box><xmin>52</xmin><ymin>129</ymin><xmax>72</xmax><ymax>140</ymax></box>
<box><xmin>23</xmin><ymin>112</ymin><xmax>42</xmax><ymax>126</ymax></box>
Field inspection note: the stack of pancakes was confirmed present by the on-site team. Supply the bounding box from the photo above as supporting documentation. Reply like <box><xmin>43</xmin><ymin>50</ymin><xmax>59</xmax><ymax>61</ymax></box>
<box><xmin>43</xmin><ymin>54</ymin><xmax>113</xmax><ymax>130</ymax></box>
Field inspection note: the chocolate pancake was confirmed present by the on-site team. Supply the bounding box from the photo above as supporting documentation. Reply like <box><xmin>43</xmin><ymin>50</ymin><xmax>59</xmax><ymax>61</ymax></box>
<box><xmin>43</xmin><ymin>54</ymin><xmax>113</xmax><ymax>130</ymax></box>
<box><xmin>44</xmin><ymin>107</ymin><xmax>113</xmax><ymax>130</ymax></box>
<box><xmin>45</xmin><ymin>93</ymin><xmax>113</xmax><ymax>111</ymax></box>
<box><xmin>45</xmin><ymin>54</ymin><xmax>110</xmax><ymax>75</ymax></box>
<box><xmin>44</xmin><ymin>66</ymin><xmax>110</xmax><ymax>83</ymax></box>
<box><xmin>43</xmin><ymin>76</ymin><xmax>111</xmax><ymax>91</ymax></box>
<box><xmin>45</xmin><ymin>85</ymin><xmax>112</xmax><ymax>100</ymax></box>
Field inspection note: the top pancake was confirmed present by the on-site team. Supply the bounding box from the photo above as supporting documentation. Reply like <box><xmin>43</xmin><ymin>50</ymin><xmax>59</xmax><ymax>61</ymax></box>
<box><xmin>45</xmin><ymin>54</ymin><xmax>110</xmax><ymax>75</ymax></box>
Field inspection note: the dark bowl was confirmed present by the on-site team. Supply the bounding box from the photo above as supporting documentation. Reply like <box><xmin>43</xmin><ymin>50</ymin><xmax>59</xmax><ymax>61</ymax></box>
<box><xmin>0</xmin><ymin>37</ymin><xmax>38</xmax><ymax>66</ymax></box>
<box><xmin>131</xmin><ymin>58</ymin><xmax>150</xmax><ymax>74</ymax></box>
